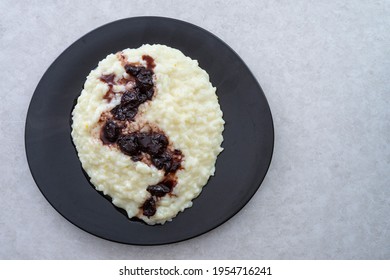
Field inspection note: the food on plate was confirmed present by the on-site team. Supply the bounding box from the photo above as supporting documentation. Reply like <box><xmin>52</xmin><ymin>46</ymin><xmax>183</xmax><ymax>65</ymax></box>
<box><xmin>71</xmin><ymin>44</ymin><xmax>224</xmax><ymax>224</ymax></box>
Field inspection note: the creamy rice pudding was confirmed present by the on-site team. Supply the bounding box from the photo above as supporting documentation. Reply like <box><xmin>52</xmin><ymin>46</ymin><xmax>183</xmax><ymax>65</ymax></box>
<box><xmin>71</xmin><ymin>44</ymin><xmax>224</xmax><ymax>224</ymax></box>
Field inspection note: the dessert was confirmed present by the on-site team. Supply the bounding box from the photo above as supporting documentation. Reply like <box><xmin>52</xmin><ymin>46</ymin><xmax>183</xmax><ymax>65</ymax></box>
<box><xmin>71</xmin><ymin>44</ymin><xmax>224</xmax><ymax>224</ymax></box>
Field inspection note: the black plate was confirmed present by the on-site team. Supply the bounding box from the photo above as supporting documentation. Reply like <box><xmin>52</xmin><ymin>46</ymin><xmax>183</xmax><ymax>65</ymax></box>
<box><xmin>25</xmin><ymin>17</ymin><xmax>274</xmax><ymax>245</ymax></box>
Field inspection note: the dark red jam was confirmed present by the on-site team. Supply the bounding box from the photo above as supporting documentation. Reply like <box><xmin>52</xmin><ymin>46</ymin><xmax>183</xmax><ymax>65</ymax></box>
<box><xmin>101</xmin><ymin>120</ymin><xmax>120</xmax><ymax>143</ymax></box>
<box><xmin>142</xmin><ymin>55</ymin><xmax>156</xmax><ymax>69</ymax></box>
<box><xmin>100</xmin><ymin>74</ymin><xmax>115</xmax><ymax>84</ymax></box>
<box><xmin>109</xmin><ymin>65</ymin><xmax>155</xmax><ymax>121</ymax></box>
<box><xmin>115</xmin><ymin>132</ymin><xmax>181</xmax><ymax>173</ymax></box>
<box><xmin>99</xmin><ymin>55</ymin><xmax>183</xmax><ymax>219</ymax></box>
<box><xmin>142</xmin><ymin>197</ymin><xmax>156</xmax><ymax>217</ymax></box>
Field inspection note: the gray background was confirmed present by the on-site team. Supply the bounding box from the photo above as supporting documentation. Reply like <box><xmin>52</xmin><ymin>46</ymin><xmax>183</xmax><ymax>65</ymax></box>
<box><xmin>1</xmin><ymin>0</ymin><xmax>389</xmax><ymax>259</ymax></box>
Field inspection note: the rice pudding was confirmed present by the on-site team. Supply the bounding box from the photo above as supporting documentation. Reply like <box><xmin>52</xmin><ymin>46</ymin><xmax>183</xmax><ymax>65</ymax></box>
<box><xmin>71</xmin><ymin>44</ymin><xmax>224</xmax><ymax>225</ymax></box>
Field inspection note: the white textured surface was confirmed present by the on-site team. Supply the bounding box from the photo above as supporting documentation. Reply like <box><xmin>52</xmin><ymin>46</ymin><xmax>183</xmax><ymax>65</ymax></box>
<box><xmin>1</xmin><ymin>0</ymin><xmax>389</xmax><ymax>259</ymax></box>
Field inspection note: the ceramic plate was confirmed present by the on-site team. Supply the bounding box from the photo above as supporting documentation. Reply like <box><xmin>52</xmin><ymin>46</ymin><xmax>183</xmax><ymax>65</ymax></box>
<box><xmin>25</xmin><ymin>17</ymin><xmax>274</xmax><ymax>245</ymax></box>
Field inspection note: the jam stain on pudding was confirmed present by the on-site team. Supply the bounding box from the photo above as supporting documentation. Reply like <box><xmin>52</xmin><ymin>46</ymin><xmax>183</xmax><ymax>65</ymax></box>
<box><xmin>109</xmin><ymin>64</ymin><xmax>155</xmax><ymax>121</ymax></box>
<box><xmin>100</xmin><ymin>74</ymin><xmax>116</xmax><ymax>102</ymax></box>
<box><xmin>142</xmin><ymin>55</ymin><xmax>155</xmax><ymax>69</ymax></box>
<box><xmin>116</xmin><ymin>131</ymin><xmax>183</xmax><ymax>218</ymax></box>
<box><xmin>99</xmin><ymin>59</ymin><xmax>154</xmax><ymax>108</ymax></box>
<box><xmin>147</xmin><ymin>179</ymin><xmax>176</xmax><ymax>196</ymax></box>
<box><xmin>152</xmin><ymin>151</ymin><xmax>182</xmax><ymax>174</ymax></box>
<box><xmin>99</xmin><ymin>57</ymin><xmax>157</xmax><ymax>143</ymax></box>
<box><xmin>117</xmin><ymin>134</ymin><xmax>139</xmax><ymax>156</ymax></box>
<box><xmin>147</xmin><ymin>183</ymin><xmax>171</xmax><ymax>197</ymax></box>
<box><xmin>141</xmin><ymin>176</ymin><xmax>177</xmax><ymax>215</ymax></box>
<box><xmin>99</xmin><ymin>60</ymin><xmax>183</xmax><ymax>218</ymax></box>
<box><xmin>142</xmin><ymin>197</ymin><xmax>156</xmax><ymax>217</ymax></box>
<box><xmin>137</xmin><ymin>132</ymin><xmax>168</xmax><ymax>156</ymax></box>
<box><xmin>101</xmin><ymin>120</ymin><xmax>120</xmax><ymax>144</ymax></box>
<box><xmin>100</xmin><ymin>74</ymin><xmax>115</xmax><ymax>84</ymax></box>
<box><xmin>116</xmin><ymin>132</ymin><xmax>182</xmax><ymax>174</ymax></box>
